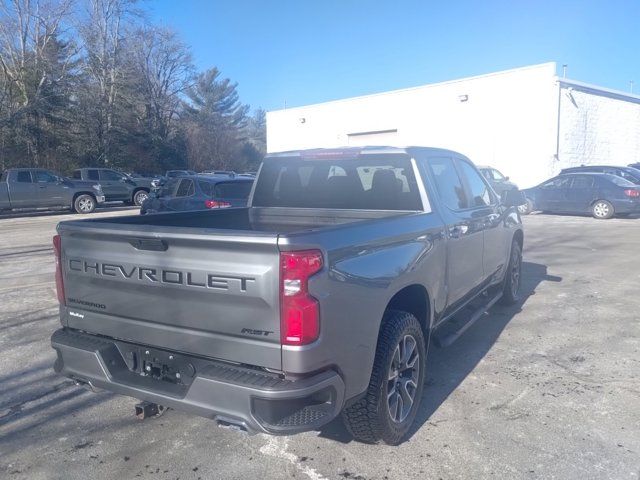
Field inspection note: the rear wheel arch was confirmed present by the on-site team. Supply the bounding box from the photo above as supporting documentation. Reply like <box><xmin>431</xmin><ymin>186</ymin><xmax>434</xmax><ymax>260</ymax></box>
<box><xmin>384</xmin><ymin>284</ymin><xmax>432</xmax><ymax>338</ymax></box>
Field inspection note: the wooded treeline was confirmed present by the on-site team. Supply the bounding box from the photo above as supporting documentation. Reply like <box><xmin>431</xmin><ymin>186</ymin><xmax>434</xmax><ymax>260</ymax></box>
<box><xmin>0</xmin><ymin>0</ymin><xmax>266</xmax><ymax>175</ymax></box>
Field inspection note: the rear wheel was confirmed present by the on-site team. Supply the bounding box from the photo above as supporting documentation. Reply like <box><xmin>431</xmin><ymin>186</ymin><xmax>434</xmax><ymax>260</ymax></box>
<box><xmin>342</xmin><ymin>310</ymin><xmax>426</xmax><ymax>445</ymax></box>
<box><xmin>499</xmin><ymin>239</ymin><xmax>522</xmax><ymax>305</ymax></box>
<box><xmin>74</xmin><ymin>194</ymin><xmax>96</xmax><ymax>214</ymax></box>
<box><xmin>591</xmin><ymin>200</ymin><xmax>614</xmax><ymax>219</ymax></box>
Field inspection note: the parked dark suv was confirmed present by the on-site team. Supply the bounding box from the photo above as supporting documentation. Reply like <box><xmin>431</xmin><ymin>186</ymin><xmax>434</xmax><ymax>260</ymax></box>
<box><xmin>141</xmin><ymin>174</ymin><xmax>253</xmax><ymax>214</ymax></box>
<box><xmin>72</xmin><ymin>168</ymin><xmax>155</xmax><ymax>206</ymax></box>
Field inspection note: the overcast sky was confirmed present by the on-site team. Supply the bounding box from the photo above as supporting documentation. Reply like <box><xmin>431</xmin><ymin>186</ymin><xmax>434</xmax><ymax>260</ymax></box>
<box><xmin>151</xmin><ymin>0</ymin><xmax>640</xmax><ymax>112</ymax></box>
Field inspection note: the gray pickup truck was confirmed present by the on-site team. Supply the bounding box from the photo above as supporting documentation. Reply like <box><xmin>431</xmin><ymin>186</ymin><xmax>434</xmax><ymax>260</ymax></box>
<box><xmin>1</xmin><ymin>168</ymin><xmax>105</xmax><ymax>214</ymax></box>
<box><xmin>51</xmin><ymin>147</ymin><xmax>524</xmax><ymax>445</ymax></box>
<box><xmin>72</xmin><ymin>168</ymin><xmax>155</xmax><ymax>206</ymax></box>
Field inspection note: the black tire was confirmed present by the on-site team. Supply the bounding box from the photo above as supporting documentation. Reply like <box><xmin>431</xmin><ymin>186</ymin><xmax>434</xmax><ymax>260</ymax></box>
<box><xmin>517</xmin><ymin>198</ymin><xmax>534</xmax><ymax>215</ymax></box>
<box><xmin>73</xmin><ymin>194</ymin><xmax>96</xmax><ymax>214</ymax></box>
<box><xmin>499</xmin><ymin>239</ymin><xmax>522</xmax><ymax>305</ymax></box>
<box><xmin>133</xmin><ymin>189</ymin><xmax>149</xmax><ymax>207</ymax></box>
<box><xmin>591</xmin><ymin>200</ymin><xmax>614</xmax><ymax>219</ymax></box>
<box><xmin>342</xmin><ymin>310</ymin><xmax>426</xmax><ymax>445</ymax></box>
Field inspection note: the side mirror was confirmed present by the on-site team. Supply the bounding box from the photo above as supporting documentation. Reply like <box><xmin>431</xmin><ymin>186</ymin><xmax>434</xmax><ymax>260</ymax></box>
<box><xmin>502</xmin><ymin>188</ymin><xmax>526</xmax><ymax>208</ymax></box>
<box><xmin>504</xmin><ymin>176</ymin><xmax>510</xmax><ymax>181</ymax></box>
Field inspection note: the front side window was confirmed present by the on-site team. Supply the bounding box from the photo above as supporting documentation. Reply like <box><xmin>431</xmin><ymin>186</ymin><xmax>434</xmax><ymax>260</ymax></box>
<box><xmin>427</xmin><ymin>157</ymin><xmax>467</xmax><ymax>211</ymax></box>
<box><xmin>35</xmin><ymin>171</ymin><xmax>58</xmax><ymax>183</ymax></box>
<box><xmin>541</xmin><ymin>177</ymin><xmax>572</xmax><ymax>189</ymax></box>
<box><xmin>72</xmin><ymin>170</ymin><xmax>82</xmax><ymax>179</ymax></box>
<box><xmin>456</xmin><ymin>160</ymin><xmax>493</xmax><ymax>207</ymax></box>
<box><xmin>490</xmin><ymin>168</ymin><xmax>506</xmax><ymax>181</ymax></box>
<box><xmin>16</xmin><ymin>171</ymin><xmax>32</xmax><ymax>183</ymax></box>
<box><xmin>87</xmin><ymin>170</ymin><xmax>99</xmax><ymax>181</ymax></box>
<box><xmin>175</xmin><ymin>179</ymin><xmax>194</xmax><ymax>197</ymax></box>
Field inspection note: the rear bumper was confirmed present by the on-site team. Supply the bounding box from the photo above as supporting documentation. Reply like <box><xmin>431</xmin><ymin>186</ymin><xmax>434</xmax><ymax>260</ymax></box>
<box><xmin>51</xmin><ymin>328</ymin><xmax>345</xmax><ymax>435</ymax></box>
<box><xmin>611</xmin><ymin>199</ymin><xmax>640</xmax><ymax>214</ymax></box>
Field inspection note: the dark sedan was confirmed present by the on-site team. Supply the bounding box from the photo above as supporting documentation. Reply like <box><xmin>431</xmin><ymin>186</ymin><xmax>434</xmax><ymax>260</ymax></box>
<box><xmin>522</xmin><ymin>172</ymin><xmax>640</xmax><ymax>219</ymax></box>
<box><xmin>140</xmin><ymin>175</ymin><xmax>253</xmax><ymax>215</ymax></box>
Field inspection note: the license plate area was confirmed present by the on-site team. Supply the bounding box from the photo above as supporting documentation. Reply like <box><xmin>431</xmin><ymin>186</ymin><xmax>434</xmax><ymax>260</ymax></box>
<box><xmin>115</xmin><ymin>344</ymin><xmax>197</xmax><ymax>388</ymax></box>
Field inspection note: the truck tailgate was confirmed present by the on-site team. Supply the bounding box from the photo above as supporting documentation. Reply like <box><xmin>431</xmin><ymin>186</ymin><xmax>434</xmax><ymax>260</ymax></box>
<box><xmin>57</xmin><ymin>222</ymin><xmax>282</xmax><ymax>370</ymax></box>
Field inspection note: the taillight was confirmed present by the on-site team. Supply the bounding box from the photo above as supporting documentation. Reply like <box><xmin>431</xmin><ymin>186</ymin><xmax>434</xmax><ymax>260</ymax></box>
<box><xmin>624</xmin><ymin>189</ymin><xmax>640</xmax><ymax>198</ymax></box>
<box><xmin>205</xmin><ymin>199</ymin><xmax>232</xmax><ymax>209</ymax></box>
<box><xmin>53</xmin><ymin>234</ymin><xmax>65</xmax><ymax>305</ymax></box>
<box><xmin>280</xmin><ymin>250</ymin><xmax>323</xmax><ymax>345</ymax></box>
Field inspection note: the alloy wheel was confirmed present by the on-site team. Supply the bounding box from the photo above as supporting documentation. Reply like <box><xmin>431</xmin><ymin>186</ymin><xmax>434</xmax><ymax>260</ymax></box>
<box><xmin>387</xmin><ymin>335</ymin><xmax>420</xmax><ymax>423</ymax></box>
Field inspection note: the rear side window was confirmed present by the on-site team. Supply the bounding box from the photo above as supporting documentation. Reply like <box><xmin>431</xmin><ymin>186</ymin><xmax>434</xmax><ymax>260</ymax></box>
<box><xmin>16</xmin><ymin>171</ymin><xmax>32</xmax><ymax>183</ymax></box>
<box><xmin>198</xmin><ymin>180</ymin><xmax>214</xmax><ymax>197</ymax></box>
<box><xmin>87</xmin><ymin>170</ymin><xmax>99</xmax><ymax>181</ymax></box>
<box><xmin>570</xmin><ymin>176</ymin><xmax>595</xmax><ymax>188</ymax></box>
<box><xmin>607</xmin><ymin>175</ymin><xmax>636</xmax><ymax>187</ymax></box>
<box><xmin>456</xmin><ymin>160</ymin><xmax>493</xmax><ymax>207</ymax></box>
<box><xmin>175</xmin><ymin>179</ymin><xmax>194</xmax><ymax>197</ymax></box>
<box><xmin>427</xmin><ymin>157</ymin><xmax>467</xmax><ymax>210</ymax></box>
<box><xmin>252</xmin><ymin>154</ymin><xmax>422</xmax><ymax>210</ymax></box>
<box><xmin>215</xmin><ymin>181</ymin><xmax>253</xmax><ymax>199</ymax></box>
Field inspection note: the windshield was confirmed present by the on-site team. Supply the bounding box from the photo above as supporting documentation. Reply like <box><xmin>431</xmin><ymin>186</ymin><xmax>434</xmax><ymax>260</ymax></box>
<box><xmin>252</xmin><ymin>154</ymin><xmax>422</xmax><ymax>210</ymax></box>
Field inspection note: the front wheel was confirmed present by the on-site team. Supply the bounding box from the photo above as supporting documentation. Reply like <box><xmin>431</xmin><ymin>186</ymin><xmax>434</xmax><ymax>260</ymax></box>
<box><xmin>342</xmin><ymin>310</ymin><xmax>426</xmax><ymax>445</ymax></box>
<box><xmin>74</xmin><ymin>194</ymin><xmax>96</xmax><ymax>214</ymax></box>
<box><xmin>591</xmin><ymin>200</ymin><xmax>614</xmax><ymax>219</ymax></box>
<box><xmin>133</xmin><ymin>190</ymin><xmax>149</xmax><ymax>207</ymax></box>
<box><xmin>499</xmin><ymin>239</ymin><xmax>522</xmax><ymax>305</ymax></box>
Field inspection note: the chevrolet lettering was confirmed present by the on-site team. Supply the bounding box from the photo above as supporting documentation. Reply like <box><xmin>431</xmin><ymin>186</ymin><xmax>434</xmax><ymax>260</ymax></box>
<box><xmin>68</xmin><ymin>258</ymin><xmax>256</xmax><ymax>292</ymax></box>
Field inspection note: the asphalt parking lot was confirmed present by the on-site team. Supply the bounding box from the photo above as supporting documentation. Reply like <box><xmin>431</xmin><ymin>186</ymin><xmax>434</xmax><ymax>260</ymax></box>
<box><xmin>0</xmin><ymin>209</ymin><xmax>638</xmax><ymax>480</ymax></box>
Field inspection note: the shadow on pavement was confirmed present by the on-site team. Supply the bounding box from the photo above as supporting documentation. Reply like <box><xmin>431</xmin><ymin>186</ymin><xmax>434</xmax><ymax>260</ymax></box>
<box><xmin>0</xmin><ymin>205</ymin><xmax>137</xmax><ymax>220</ymax></box>
<box><xmin>318</xmin><ymin>261</ymin><xmax>561</xmax><ymax>444</ymax></box>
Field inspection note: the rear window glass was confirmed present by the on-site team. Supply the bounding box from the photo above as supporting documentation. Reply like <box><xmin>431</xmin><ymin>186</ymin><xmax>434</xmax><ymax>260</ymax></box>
<box><xmin>198</xmin><ymin>180</ymin><xmax>214</xmax><ymax>197</ymax></box>
<box><xmin>214</xmin><ymin>181</ymin><xmax>253</xmax><ymax>199</ymax></box>
<box><xmin>252</xmin><ymin>154</ymin><xmax>422</xmax><ymax>210</ymax></box>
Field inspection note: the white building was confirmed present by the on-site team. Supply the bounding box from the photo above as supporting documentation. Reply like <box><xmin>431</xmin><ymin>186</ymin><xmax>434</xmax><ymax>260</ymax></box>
<box><xmin>266</xmin><ymin>62</ymin><xmax>640</xmax><ymax>188</ymax></box>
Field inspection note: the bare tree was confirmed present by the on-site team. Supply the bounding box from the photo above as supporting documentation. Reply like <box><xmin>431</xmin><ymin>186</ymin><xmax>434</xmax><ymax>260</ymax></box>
<box><xmin>129</xmin><ymin>26</ymin><xmax>192</xmax><ymax>142</ymax></box>
<box><xmin>78</xmin><ymin>0</ymin><xmax>137</xmax><ymax>164</ymax></box>
<box><xmin>0</xmin><ymin>0</ymin><xmax>77</xmax><ymax>167</ymax></box>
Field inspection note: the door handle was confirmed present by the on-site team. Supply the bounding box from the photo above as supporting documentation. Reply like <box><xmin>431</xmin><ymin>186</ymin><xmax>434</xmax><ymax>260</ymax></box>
<box><xmin>38</xmin><ymin>185</ymin><xmax>46</xmax><ymax>188</ymax></box>
<box><xmin>448</xmin><ymin>224</ymin><xmax>469</xmax><ymax>238</ymax></box>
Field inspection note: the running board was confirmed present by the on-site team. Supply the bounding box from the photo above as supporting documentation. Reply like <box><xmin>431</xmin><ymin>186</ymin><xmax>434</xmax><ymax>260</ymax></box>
<box><xmin>433</xmin><ymin>291</ymin><xmax>503</xmax><ymax>348</ymax></box>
